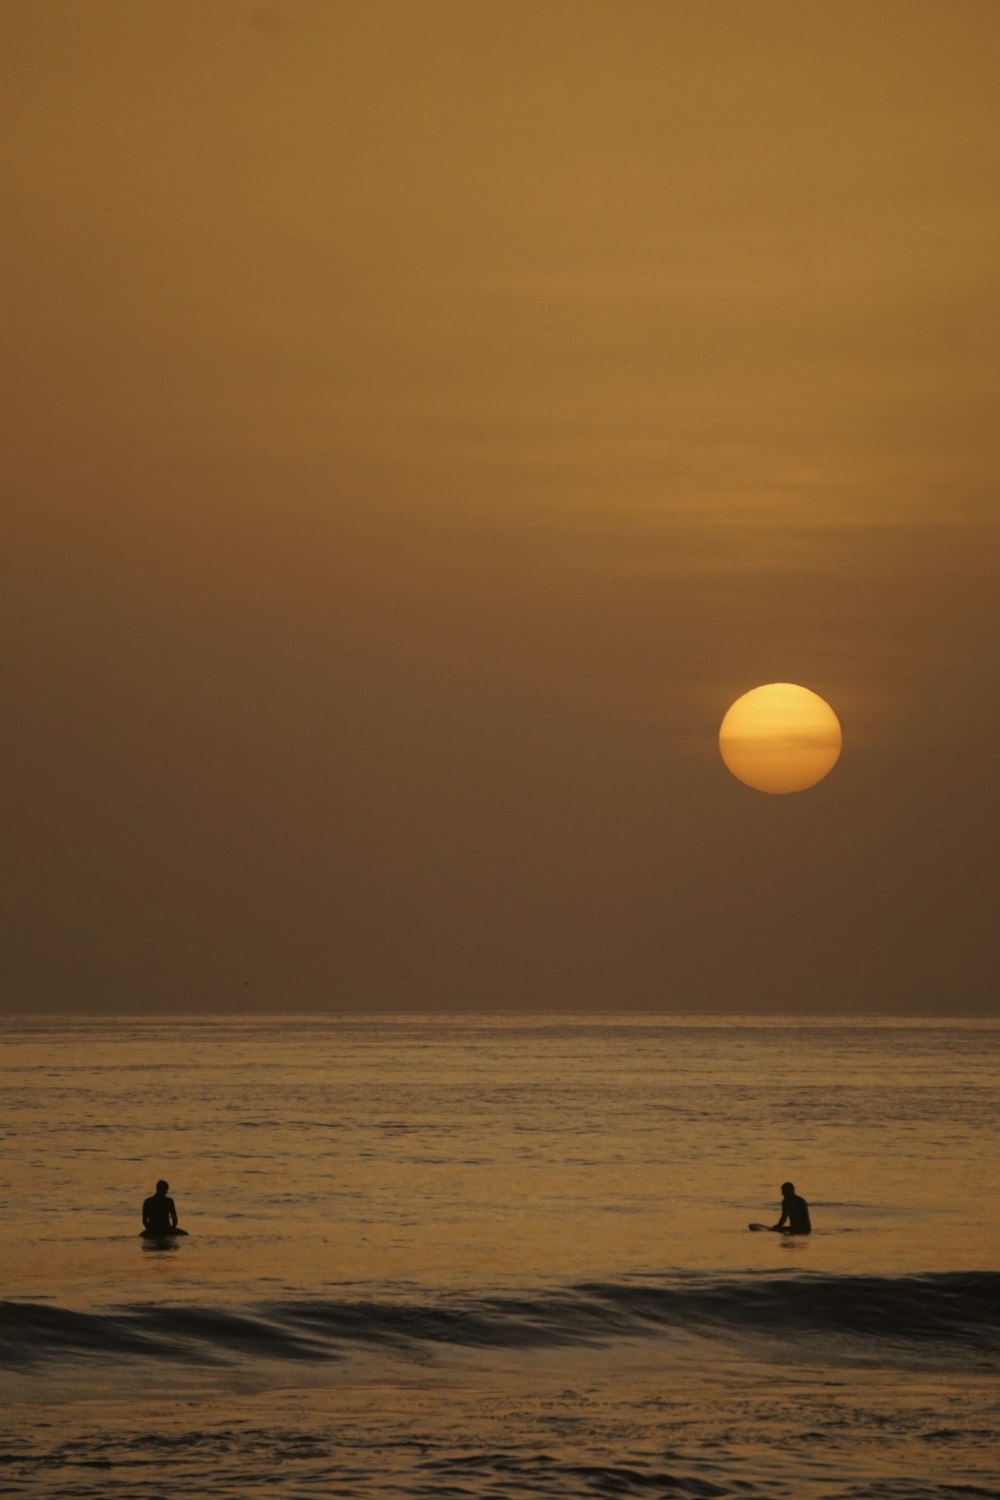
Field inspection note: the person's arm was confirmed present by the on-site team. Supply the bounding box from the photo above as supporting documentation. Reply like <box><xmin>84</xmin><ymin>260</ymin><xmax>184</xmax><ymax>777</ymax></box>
<box><xmin>142</xmin><ymin>1199</ymin><xmax>152</xmax><ymax>1229</ymax></box>
<box><xmin>167</xmin><ymin>1197</ymin><xmax>178</xmax><ymax>1229</ymax></box>
<box><xmin>771</xmin><ymin>1205</ymin><xmax>788</xmax><ymax>1231</ymax></box>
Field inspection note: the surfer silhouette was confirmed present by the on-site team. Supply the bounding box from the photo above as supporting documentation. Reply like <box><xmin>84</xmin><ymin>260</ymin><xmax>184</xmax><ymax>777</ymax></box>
<box><xmin>772</xmin><ymin>1181</ymin><xmax>811</xmax><ymax>1235</ymax></box>
<box><xmin>142</xmin><ymin>1179</ymin><xmax>179</xmax><ymax>1235</ymax></box>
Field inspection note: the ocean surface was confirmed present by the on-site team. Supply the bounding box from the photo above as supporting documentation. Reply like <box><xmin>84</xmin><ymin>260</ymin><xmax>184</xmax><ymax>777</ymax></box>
<box><xmin>2</xmin><ymin>1014</ymin><xmax>998</xmax><ymax>1498</ymax></box>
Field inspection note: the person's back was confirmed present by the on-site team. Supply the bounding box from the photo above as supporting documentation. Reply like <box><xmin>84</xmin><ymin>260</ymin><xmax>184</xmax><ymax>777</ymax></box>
<box><xmin>774</xmin><ymin>1180</ymin><xmax>811</xmax><ymax>1235</ymax></box>
<box><xmin>142</xmin><ymin>1179</ymin><xmax>178</xmax><ymax>1235</ymax></box>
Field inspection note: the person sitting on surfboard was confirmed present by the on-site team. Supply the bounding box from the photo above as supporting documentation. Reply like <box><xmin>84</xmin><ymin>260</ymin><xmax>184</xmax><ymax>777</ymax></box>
<box><xmin>142</xmin><ymin>1179</ymin><xmax>179</xmax><ymax>1235</ymax></box>
<box><xmin>772</xmin><ymin>1181</ymin><xmax>811</xmax><ymax>1235</ymax></box>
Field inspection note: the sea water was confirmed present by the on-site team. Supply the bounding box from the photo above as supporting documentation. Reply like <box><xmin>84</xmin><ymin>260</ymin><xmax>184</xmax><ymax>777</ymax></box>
<box><xmin>2</xmin><ymin>1014</ymin><xmax>998</xmax><ymax>1498</ymax></box>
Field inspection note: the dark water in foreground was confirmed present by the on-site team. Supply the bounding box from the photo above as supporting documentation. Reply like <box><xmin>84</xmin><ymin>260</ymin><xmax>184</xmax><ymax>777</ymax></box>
<box><xmin>3</xmin><ymin>1277</ymin><xmax>998</xmax><ymax>1499</ymax></box>
<box><xmin>2</xmin><ymin>1015</ymin><xmax>998</xmax><ymax>1497</ymax></box>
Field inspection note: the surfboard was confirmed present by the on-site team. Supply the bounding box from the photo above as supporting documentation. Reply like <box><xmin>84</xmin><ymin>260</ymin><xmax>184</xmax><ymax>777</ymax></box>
<box><xmin>139</xmin><ymin>1227</ymin><xmax>189</xmax><ymax>1240</ymax></box>
<box><xmin>748</xmin><ymin>1222</ymin><xmax>775</xmax><ymax>1232</ymax></box>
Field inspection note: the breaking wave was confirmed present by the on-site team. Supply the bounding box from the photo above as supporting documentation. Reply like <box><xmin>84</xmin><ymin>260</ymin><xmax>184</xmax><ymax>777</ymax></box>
<box><xmin>3</xmin><ymin>1270</ymin><xmax>996</xmax><ymax>1371</ymax></box>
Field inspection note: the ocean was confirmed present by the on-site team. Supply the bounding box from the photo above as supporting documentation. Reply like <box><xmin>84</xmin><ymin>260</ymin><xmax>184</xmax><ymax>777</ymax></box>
<box><xmin>2</xmin><ymin>1014</ymin><xmax>998</xmax><ymax>1498</ymax></box>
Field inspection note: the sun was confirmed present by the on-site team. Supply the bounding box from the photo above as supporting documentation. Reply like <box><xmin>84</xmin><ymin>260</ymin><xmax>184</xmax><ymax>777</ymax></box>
<box><xmin>719</xmin><ymin>683</ymin><xmax>842</xmax><ymax>794</ymax></box>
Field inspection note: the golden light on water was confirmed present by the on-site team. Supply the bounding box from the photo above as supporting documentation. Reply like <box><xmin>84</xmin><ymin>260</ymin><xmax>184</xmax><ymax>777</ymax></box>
<box><xmin>719</xmin><ymin>683</ymin><xmax>842</xmax><ymax>795</ymax></box>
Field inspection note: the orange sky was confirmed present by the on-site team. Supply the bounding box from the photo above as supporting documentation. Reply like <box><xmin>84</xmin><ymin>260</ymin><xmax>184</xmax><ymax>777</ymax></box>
<box><xmin>3</xmin><ymin>1</ymin><xmax>999</xmax><ymax>1014</ymax></box>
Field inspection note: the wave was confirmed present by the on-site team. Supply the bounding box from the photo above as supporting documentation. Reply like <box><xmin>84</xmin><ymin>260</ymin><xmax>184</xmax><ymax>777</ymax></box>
<box><xmin>2</xmin><ymin>1271</ymin><xmax>997</xmax><ymax>1372</ymax></box>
